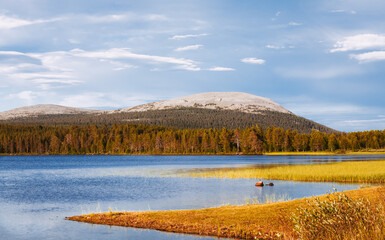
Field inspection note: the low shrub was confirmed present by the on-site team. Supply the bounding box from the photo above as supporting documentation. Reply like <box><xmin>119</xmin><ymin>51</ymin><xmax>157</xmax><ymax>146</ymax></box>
<box><xmin>292</xmin><ymin>189</ymin><xmax>385</xmax><ymax>240</ymax></box>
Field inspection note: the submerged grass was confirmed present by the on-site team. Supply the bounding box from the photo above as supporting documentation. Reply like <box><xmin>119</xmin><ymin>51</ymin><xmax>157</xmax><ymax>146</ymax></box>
<box><xmin>182</xmin><ymin>160</ymin><xmax>385</xmax><ymax>183</ymax></box>
<box><xmin>67</xmin><ymin>187</ymin><xmax>385</xmax><ymax>240</ymax></box>
<box><xmin>244</xmin><ymin>194</ymin><xmax>292</xmax><ymax>205</ymax></box>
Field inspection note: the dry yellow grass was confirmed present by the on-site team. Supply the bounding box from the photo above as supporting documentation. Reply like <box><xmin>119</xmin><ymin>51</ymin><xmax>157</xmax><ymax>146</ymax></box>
<box><xmin>264</xmin><ymin>150</ymin><xmax>385</xmax><ymax>156</ymax></box>
<box><xmin>67</xmin><ymin>187</ymin><xmax>385</xmax><ymax>240</ymax></box>
<box><xmin>264</xmin><ymin>152</ymin><xmax>337</xmax><ymax>156</ymax></box>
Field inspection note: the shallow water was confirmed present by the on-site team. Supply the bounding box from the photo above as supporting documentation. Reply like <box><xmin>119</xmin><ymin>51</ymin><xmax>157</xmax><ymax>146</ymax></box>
<box><xmin>0</xmin><ymin>155</ymin><xmax>383</xmax><ymax>240</ymax></box>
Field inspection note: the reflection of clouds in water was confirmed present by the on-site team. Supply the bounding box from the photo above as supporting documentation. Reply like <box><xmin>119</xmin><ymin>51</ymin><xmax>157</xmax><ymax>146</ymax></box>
<box><xmin>2</xmin><ymin>167</ymin><xmax>169</xmax><ymax>180</ymax></box>
<box><xmin>0</xmin><ymin>202</ymin><xmax>70</xmax><ymax>235</ymax></box>
<box><xmin>1</xmin><ymin>200</ymin><xmax>209</xmax><ymax>240</ymax></box>
<box><xmin>24</xmin><ymin>206</ymin><xmax>62</xmax><ymax>213</ymax></box>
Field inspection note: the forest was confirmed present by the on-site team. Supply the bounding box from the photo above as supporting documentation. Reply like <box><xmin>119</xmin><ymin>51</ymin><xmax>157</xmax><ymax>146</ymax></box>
<box><xmin>0</xmin><ymin>108</ymin><xmax>335</xmax><ymax>133</ymax></box>
<box><xmin>0</xmin><ymin>123</ymin><xmax>384</xmax><ymax>154</ymax></box>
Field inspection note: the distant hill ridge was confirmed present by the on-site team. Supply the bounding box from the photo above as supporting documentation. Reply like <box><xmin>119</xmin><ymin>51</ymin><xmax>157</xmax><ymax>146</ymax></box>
<box><xmin>0</xmin><ymin>92</ymin><xmax>336</xmax><ymax>133</ymax></box>
<box><xmin>0</xmin><ymin>104</ymin><xmax>102</xmax><ymax>120</ymax></box>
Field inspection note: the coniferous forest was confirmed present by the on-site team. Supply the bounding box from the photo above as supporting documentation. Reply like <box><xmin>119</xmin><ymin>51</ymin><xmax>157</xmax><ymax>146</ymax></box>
<box><xmin>0</xmin><ymin>123</ymin><xmax>384</xmax><ymax>155</ymax></box>
<box><xmin>0</xmin><ymin>108</ymin><xmax>335</xmax><ymax>134</ymax></box>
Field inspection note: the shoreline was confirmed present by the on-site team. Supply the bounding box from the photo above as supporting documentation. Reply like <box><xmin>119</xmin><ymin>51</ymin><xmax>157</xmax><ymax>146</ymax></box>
<box><xmin>1</xmin><ymin>151</ymin><xmax>385</xmax><ymax>156</ymax></box>
<box><xmin>66</xmin><ymin>186</ymin><xmax>385</xmax><ymax>240</ymax></box>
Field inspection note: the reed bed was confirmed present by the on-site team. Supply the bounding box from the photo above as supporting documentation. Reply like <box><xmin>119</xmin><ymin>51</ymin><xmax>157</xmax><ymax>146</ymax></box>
<box><xmin>183</xmin><ymin>160</ymin><xmax>385</xmax><ymax>183</ymax></box>
<box><xmin>264</xmin><ymin>150</ymin><xmax>385</xmax><ymax>156</ymax></box>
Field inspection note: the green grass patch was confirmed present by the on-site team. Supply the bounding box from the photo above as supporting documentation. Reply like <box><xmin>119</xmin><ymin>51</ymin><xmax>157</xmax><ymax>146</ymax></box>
<box><xmin>182</xmin><ymin>160</ymin><xmax>385</xmax><ymax>183</ymax></box>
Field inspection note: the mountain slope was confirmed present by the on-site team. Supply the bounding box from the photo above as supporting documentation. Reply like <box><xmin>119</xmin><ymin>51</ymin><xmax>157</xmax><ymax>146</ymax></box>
<box><xmin>0</xmin><ymin>104</ymin><xmax>102</xmax><ymax>120</ymax></box>
<box><xmin>0</xmin><ymin>92</ymin><xmax>336</xmax><ymax>133</ymax></box>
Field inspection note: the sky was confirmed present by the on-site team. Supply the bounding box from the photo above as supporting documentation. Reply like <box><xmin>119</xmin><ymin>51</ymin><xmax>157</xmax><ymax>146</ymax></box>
<box><xmin>0</xmin><ymin>0</ymin><xmax>385</xmax><ymax>132</ymax></box>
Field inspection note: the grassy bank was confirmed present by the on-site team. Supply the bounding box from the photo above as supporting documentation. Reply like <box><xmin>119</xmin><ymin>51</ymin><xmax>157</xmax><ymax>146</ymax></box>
<box><xmin>264</xmin><ymin>151</ymin><xmax>338</xmax><ymax>156</ymax></box>
<box><xmin>67</xmin><ymin>187</ymin><xmax>385</xmax><ymax>240</ymax></box>
<box><xmin>182</xmin><ymin>160</ymin><xmax>385</xmax><ymax>183</ymax></box>
<box><xmin>264</xmin><ymin>150</ymin><xmax>385</xmax><ymax>156</ymax></box>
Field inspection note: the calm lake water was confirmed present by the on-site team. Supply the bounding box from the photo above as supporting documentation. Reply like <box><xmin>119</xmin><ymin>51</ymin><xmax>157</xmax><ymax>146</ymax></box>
<box><xmin>1</xmin><ymin>155</ymin><xmax>384</xmax><ymax>240</ymax></box>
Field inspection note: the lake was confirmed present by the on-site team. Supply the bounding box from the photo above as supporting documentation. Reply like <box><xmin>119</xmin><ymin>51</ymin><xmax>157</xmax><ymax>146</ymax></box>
<box><xmin>1</xmin><ymin>155</ymin><xmax>384</xmax><ymax>240</ymax></box>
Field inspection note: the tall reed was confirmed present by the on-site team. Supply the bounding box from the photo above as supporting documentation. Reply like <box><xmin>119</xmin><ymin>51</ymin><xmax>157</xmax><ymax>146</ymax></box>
<box><xmin>184</xmin><ymin>160</ymin><xmax>385</xmax><ymax>183</ymax></box>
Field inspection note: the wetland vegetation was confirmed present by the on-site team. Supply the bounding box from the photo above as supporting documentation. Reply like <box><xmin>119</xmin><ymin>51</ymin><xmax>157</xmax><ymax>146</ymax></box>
<box><xmin>182</xmin><ymin>160</ymin><xmax>385</xmax><ymax>183</ymax></box>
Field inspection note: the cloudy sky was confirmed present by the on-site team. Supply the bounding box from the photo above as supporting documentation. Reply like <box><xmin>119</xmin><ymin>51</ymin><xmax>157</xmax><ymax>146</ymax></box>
<box><xmin>0</xmin><ymin>0</ymin><xmax>385</xmax><ymax>132</ymax></box>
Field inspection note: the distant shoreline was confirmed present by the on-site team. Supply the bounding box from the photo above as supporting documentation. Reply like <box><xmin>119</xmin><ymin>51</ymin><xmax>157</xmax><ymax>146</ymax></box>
<box><xmin>1</xmin><ymin>151</ymin><xmax>385</xmax><ymax>156</ymax></box>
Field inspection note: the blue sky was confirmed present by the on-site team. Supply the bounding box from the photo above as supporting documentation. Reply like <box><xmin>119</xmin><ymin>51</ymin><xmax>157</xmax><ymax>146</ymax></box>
<box><xmin>0</xmin><ymin>0</ymin><xmax>385</xmax><ymax>132</ymax></box>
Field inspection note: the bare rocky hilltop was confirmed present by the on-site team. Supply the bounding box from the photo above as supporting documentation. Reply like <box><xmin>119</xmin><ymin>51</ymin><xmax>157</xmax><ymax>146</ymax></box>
<box><xmin>120</xmin><ymin>92</ymin><xmax>292</xmax><ymax>114</ymax></box>
<box><xmin>0</xmin><ymin>104</ymin><xmax>102</xmax><ymax>120</ymax></box>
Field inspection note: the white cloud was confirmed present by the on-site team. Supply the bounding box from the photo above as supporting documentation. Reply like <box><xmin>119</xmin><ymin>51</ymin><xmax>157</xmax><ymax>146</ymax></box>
<box><xmin>241</xmin><ymin>58</ymin><xmax>265</xmax><ymax>64</ymax></box>
<box><xmin>170</xmin><ymin>33</ymin><xmax>208</xmax><ymax>40</ymax></box>
<box><xmin>331</xmin><ymin>34</ymin><xmax>385</xmax><ymax>52</ymax></box>
<box><xmin>266</xmin><ymin>45</ymin><xmax>284</xmax><ymax>50</ymax></box>
<box><xmin>59</xmin><ymin>92</ymin><xmax>112</xmax><ymax>108</ymax></box>
<box><xmin>100</xmin><ymin>60</ymin><xmax>137</xmax><ymax>71</ymax></box>
<box><xmin>32</xmin><ymin>79</ymin><xmax>82</xmax><ymax>84</ymax></box>
<box><xmin>8</xmin><ymin>91</ymin><xmax>36</xmax><ymax>103</ymax></box>
<box><xmin>10</xmin><ymin>73</ymin><xmax>75</xmax><ymax>80</ymax></box>
<box><xmin>0</xmin><ymin>50</ymin><xmax>26</xmax><ymax>56</ymax></box>
<box><xmin>58</xmin><ymin>92</ymin><xmax>157</xmax><ymax>108</ymax></box>
<box><xmin>289</xmin><ymin>103</ymin><xmax>365</xmax><ymax>116</ymax></box>
<box><xmin>86</xmin><ymin>14</ymin><xmax>127</xmax><ymax>23</ymax></box>
<box><xmin>271</xmin><ymin>11</ymin><xmax>281</xmax><ymax>21</ymax></box>
<box><xmin>0</xmin><ymin>50</ymin><xmax>79</xmax><ymax>89</ymax></box>
<box><xmin>329</xmin><ymin>9</ymin><xmax>356</xmax><ymax>14</ymax></box>
<box><xmin>0</xmin><ymin>63</ymin><xmax>41</xmax><ymax>74</ymax></box>
<box><xmin>174</xmin><ymin>44</ymin><xmax>203</xmax><ymax>52</ymax></box>
<box><xmin>0</xmin><ymin>15</ymin><xmax>60</xmax><ymax>29</ymax></box>
<box><xmin>288</xmin><ymin>22</ymin><xmax>302</xmax><ymax>26</ymax></box>
<box><xmin>344</xmin><ymin>118</ymin><xmax>385</xmax><ymax>123</ymax></box>
<box><xmin>0</xmin><ymin>48</ymin><xmax>204</xmax><ymax>92</ymax></box>
<box><xmin>175</xmin><ymin>65</ymin><xmax>201</xmax><ymax>71</ymax></box>
<box><xmin>330</xmin><ymin>10</ymin><xmax>345</xmax><ymax>13</ymax></box>
<box><xmin>85</xmin><ymin>13</ymin><xmax>168</xmax><ymax>23</ymax></box>
<box><xmin>68</xmin><ymin>39</ymin><xmax>80</xmax><ymax>44</ymax></box>
<box><xmin>350</xmin><ymin>51</ymin><xmax>385</xmax><ymax>62</ymax></box>
<box><xmin>338</xmin><ymin>117</ymin><xmax>385</xmax><ymax>131</ymax></box>
<box><xmin>70</xmin><ymin>48</ymin><xmax>200</xmax><ymax>71</ymax></box>
<box><xmin>207</xmin><ymin>67</ymin><xmax>235</xmax><ymax>71</ymax></box>
<box><xmin>145</xmin><ymin>14</ymin><xmax>169</xmax><ymax>21</ymax></box>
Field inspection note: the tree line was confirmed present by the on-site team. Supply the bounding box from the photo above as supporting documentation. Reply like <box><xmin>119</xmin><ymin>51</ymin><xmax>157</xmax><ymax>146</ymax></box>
<box><xmin>0</xmin><ymin>123</ymin><xmax>384</xmax><ymax>155</ymax></box>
